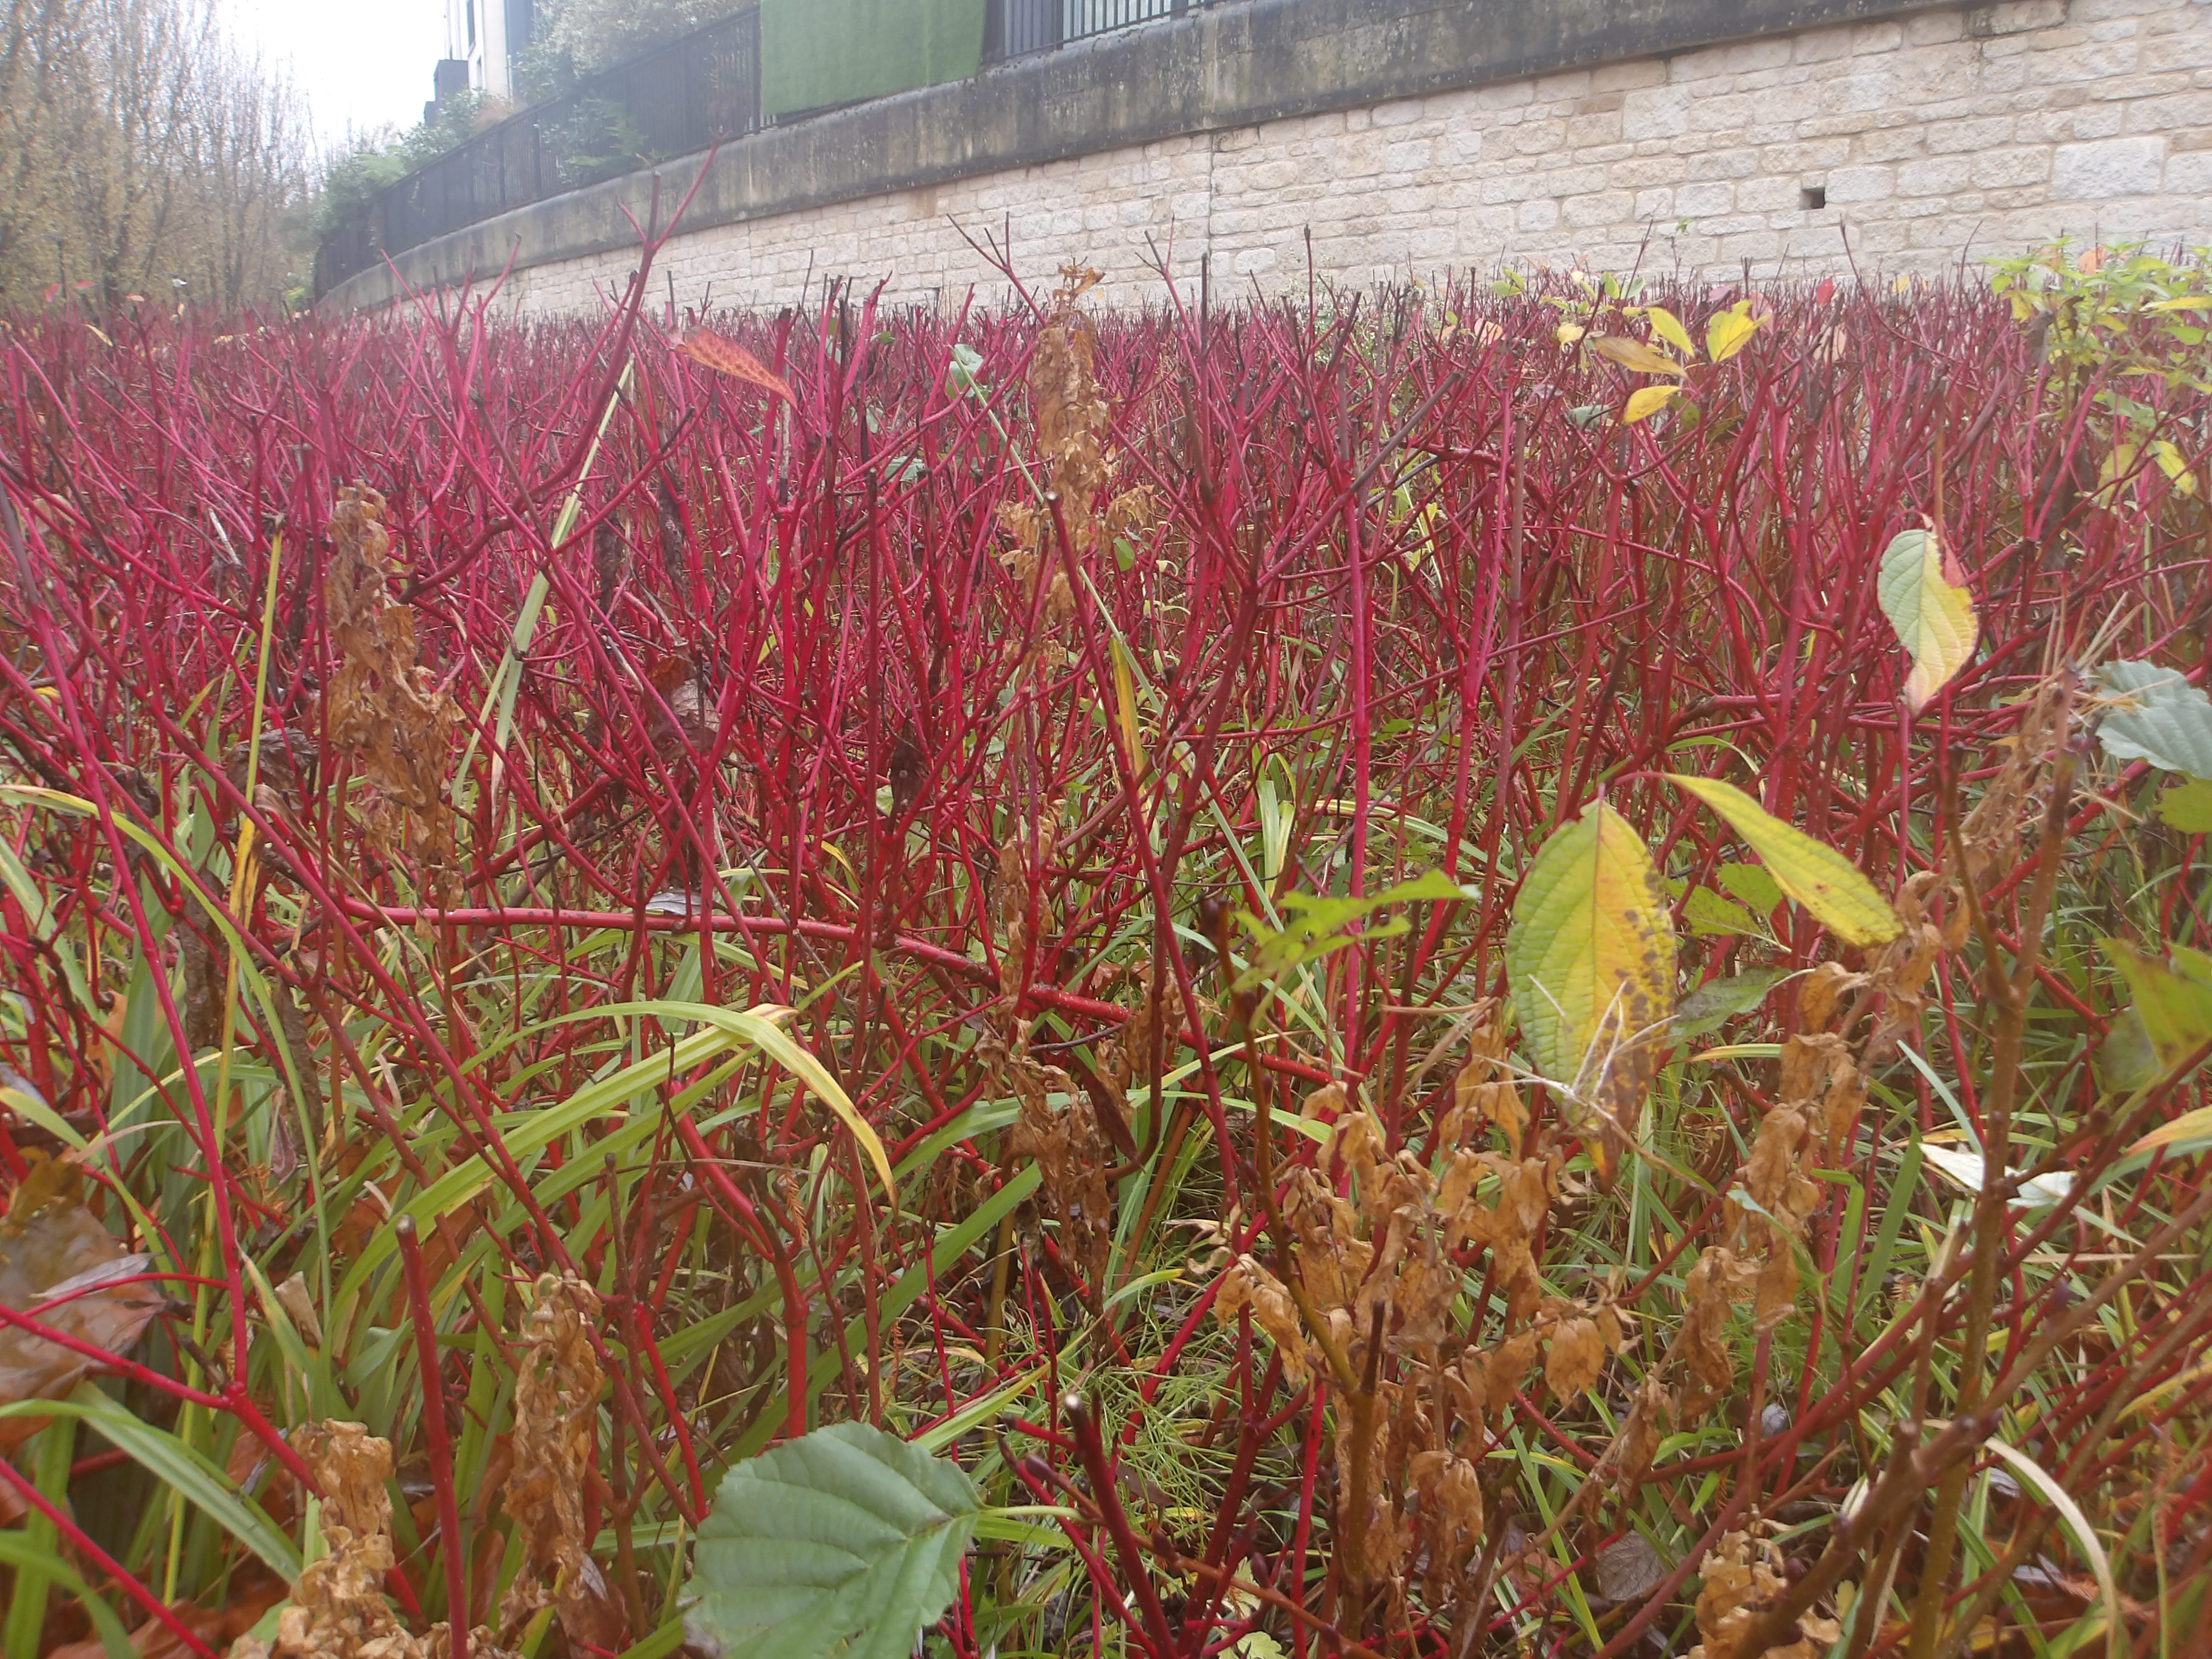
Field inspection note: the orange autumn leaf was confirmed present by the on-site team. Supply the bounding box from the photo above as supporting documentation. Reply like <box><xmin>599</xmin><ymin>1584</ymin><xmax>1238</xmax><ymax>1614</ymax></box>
<box><xmin>675</xmin><ymin>327</ymin><xmax>793</xmax><ymax>400</ymax></box>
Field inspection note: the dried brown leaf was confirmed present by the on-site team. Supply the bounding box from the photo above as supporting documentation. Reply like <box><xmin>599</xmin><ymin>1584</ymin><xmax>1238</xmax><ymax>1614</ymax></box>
<box><xmin>1409</xmin><ymin>1448</ymin><xmax>1485</xmax><ymax>1565</ymax></box>
<box><xmin>1463</xmin><ymin>1329</ymin><xmax>1540</xmax><ymax>1414</ymax></box>
<box><xmin>1546</xmin><ymin>1315</ymin><xmax>1607</xmax><ymax>1401</ymax></box>
<box><xmin>1683</xmin><ymin>1247</ymin><xmax>1748</xmax><ymax>1398</ymax></box>
<box><xmin>0</xmin><ymin>1193</ymin><xmax>163</xmax><ymax>1444</ymax></box>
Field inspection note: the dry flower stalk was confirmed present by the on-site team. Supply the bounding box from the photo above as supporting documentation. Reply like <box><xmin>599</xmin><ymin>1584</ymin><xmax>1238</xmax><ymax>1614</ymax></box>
<box><xmin>323</xmin><ymin>486</ymin><xmax>458</xmax><ymax>866</ymax></box>
<box><xmin>498</xmin><ymin>1273</ymin><xmax>624</xmax><ymax>1650</ymax></box>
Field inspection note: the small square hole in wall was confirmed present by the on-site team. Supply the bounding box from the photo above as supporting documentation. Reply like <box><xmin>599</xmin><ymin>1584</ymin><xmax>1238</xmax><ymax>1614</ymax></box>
<box><xmin>1801</xmin><ymin>184</ymin><xmax>1828</xmax><ymax>210</ymax></box>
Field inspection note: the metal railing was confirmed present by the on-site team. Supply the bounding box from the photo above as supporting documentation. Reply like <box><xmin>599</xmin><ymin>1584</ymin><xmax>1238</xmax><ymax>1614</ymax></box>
<box><xmin>316</xmin><ymin>8</ymin><xmax>762</xmax><ymax>294</ymax></box>
<box><xmin>319</xmin><ymin>0</ymin><xmax>1213</xmax><ymax>294</ymax></box>
<box><xmin>987</xmin><ymin>0</ymin><xmax>1197</xmax><ymax>60</ymax></box>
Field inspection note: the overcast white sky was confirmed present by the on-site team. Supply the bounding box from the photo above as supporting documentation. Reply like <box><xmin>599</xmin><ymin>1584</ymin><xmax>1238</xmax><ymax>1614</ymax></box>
<box><xmin>225</xmin><ymin>0</ymin><xmax>449</xmax><ymax>153</ymax></box>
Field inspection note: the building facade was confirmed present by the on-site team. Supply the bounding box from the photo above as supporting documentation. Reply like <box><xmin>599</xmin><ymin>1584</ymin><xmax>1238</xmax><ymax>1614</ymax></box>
<box><xmin>439</xmin><ymin>0</ymin><xmax>535</xmax><ymax>106</ymax></box>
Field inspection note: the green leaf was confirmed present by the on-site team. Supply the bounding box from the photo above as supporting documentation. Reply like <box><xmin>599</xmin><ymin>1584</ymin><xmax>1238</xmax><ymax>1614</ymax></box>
<box><xmin>2099</xmin><ymin>1006</ymin><xmax>2159</xmax><ymax>1094</ymax></box>
<box><xmin>1506</xmin><ymin>802</ymin><xmax>1675</xmax><ymax>1176</ymax></box>
<box><xmin>1664</xmin><ymin>776</ymin><xmax>1902</xmax><ymax>947</ymax></box>
<box><xmin>1877</xmin><ymin>528</ymin><xmax>1978</xmax><ymax>712</ymax></box>
<box><xmin>686</xmin><ymin>1423</ymin><xmax>983</xmax><ymax>1659</ymax></box>
<box><xmin>0</xmin><ymin>1387</ymin><xmax>302</xmax><ymax>1581</ymax></box>
<box><xmin>1715</xmin><ymin>861</ymin><xmax>1784</xmax><ymax>915</ymax></box>
<box><xmin>1671</xmin><ymin>968</ymin><xmax>1785</xmax><ymax>1041</ymax></box>
<box><xmin>946</xmin><ymin>343</ymin><xmax>988</xmax><ymax>397</ymax></box>
<box><xmin>2157</xmin><ymin>776</ymin><xmax>2212</xmax><ymax>831</ymax></box>
<box><xmin>1982</xmin><ymin>1440</ymin><xmax>2120</xmax><ymax>1644</ymax></box>
<box><xmin>1232</xmin><ymin>869</ymin><xmax>1465</xmax><ymax>993</ymax></box>
<box><xmin>1682</xmin><ymin>886</ymin><xmax>1764</xmax><ymax>938</ymax></box>
<box><xmin>2100</xmin><ymin>939</ymin><xmax>2212</xmax><ymax>1090</ymax></box>
<box><xmin>2101</xmin><ymin>661</ymin><xmax>2212</xmax><ymax>776</ymax></box>
<box><xmin>0</xmin><ymin>1537</ymin><xmax>129</xmax><ymax>1659</ymax></box>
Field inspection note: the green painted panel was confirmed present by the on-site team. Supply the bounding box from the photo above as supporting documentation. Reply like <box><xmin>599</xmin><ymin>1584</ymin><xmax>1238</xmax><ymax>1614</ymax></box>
<box><xmin>760</xmin><ymin>0</ymin><xmax>988</xmax><ymax>120</ymax></box>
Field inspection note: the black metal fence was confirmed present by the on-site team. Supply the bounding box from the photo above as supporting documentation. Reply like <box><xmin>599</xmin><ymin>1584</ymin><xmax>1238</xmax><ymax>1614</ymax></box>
<box><xmin>319</xmin><ymin>0</ymin><xmax>1211</xmax><ymax>295</ymax></box>
<box><xmin>986</xmin><ymin>0</ymin><xmax>1198</xmax><ymax>60</ymax></box>
<box><xmin>316</xmin><ymin>9</ymin><xmax>763</xmax><ymax>294</ymax></box>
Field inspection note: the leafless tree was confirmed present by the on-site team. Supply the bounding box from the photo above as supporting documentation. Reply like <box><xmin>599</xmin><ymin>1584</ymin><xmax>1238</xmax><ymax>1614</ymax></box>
<box><xmin>0</xmin><ymin>0</ymin><xmax>312</xmax><ymax>310</ymax></box>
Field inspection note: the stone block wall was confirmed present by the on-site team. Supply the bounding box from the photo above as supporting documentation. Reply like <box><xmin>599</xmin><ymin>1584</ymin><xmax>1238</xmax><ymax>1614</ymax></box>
<box><xmin>363</xmin><ymin>0</ymin><xmax>2212</xmax><ymax>317</ymax></box>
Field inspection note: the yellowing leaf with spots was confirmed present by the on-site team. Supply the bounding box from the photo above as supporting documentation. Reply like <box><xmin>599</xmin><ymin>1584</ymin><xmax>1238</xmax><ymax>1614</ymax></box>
<box><xmin>1877</xmin><ymin>527</ymin><xmax>1978</xmax><ymax>711</ymax></box>
<box><xmin>1506</xmin><ymin>802</ymin><xmax>1675</xmax><ymax>1181</ymax></box>
<box><xmin>1591</xmin><ymin>337</ymin><xmax>1686</xmax><ymax>377</ymax></box>
<box><xmin>1665</xmin><ymin>775</ymin><xmax>1902</xmax><ymax>947</ymax></box>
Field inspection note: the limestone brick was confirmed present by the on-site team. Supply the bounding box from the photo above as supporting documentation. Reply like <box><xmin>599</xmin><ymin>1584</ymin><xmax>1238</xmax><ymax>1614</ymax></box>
<box><xmin>2051</xmin><ymin>134</ymin><xmax>2169</xmax><ymax>196</ymax></box>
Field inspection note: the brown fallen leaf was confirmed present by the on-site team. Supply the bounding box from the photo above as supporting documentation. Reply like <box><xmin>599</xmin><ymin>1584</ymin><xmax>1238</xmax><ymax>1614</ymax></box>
<box><xmin>0</xmin><ymin>1174</ymin><xmax>164</xmax><ymax>1445</ymax></box>
<box><xmin>1594</xmin><ymin>1530</ymin><xmax>1671</xmax><ymax>1606</ymax></box>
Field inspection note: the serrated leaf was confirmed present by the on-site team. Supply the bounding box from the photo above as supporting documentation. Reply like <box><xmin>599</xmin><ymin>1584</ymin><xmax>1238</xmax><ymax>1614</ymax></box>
<box><xmin>2099</xmin><ymin>661</ymin><xmax>2212</xmax><ymax>775</ymax></box>
<box><xmin>1665</xmin><ymin>775</ymin><xmax>1902</xmax><ymax>946</ymax></box>
<box><xmin>1706</xmin><ymin>303</ymin><xmax>1763</xmax><ymax>362</ymax></box>
<box><xmin>1623</xmin><ymin>385</ymin><xmax>1678</xmax><ymax>424</ymax></box>
<box><xmin>1644</xmin><ymin>307</ymin><xmax>1697</xmax><ymax>360</ymax></box>
<box><xmin>1592</xmin><ymin>337</ymin><xmax>1686</xmax><ymax>377</ymax></box>
<box><xmin>1506</xmin><ymin>803</ymin><xmax>1675</xmax><ymax>1178</ymax></box>
<box><xmin>1715</xmin><ymin>861</ymin><xmax>1784</xmax><ymax>914</ymax></box>
<box><xmin>686</xmin><ymin>1423</ymin><xmax>982</xmax><ymax>1659</ymax></box>
<box><xmin>1683</xmin><ymin>886</ymin><xmax>1764</xmax><ymax>937</ymax></box>
<box><xmin>1877</xmin><ymin>528</ymin><xmax>1978</xmax><ymax>711</ymax></box>
<box><xmin>1671</xmin><ymin>967</ymin><xmax>1785</xmax><ymax>1040</ymax></box>
<box><xmin>2156</xmin><ymin>777</ymin><xmax>2212</xmax><ymax>831</ymax></box>
<box><xmin>2100</xmin><ymin>939</ymin><xmax>2212</xmax><ymax>1093</ymax></box>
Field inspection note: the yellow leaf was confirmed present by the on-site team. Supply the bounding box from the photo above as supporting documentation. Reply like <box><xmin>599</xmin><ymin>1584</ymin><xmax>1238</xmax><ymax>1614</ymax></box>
<box><xmin>1644</xmin><ymin>306</ymin><xmax>1698</xmax><ymax>361</ymax></box>
<box><xmin>1111</xmin><ymin>637</ymin><xmax>1146</xmax><ymax>782</ymax></box>
<box><xmin>1706</xmin><ymin>303</ymin><xmax>1764</xmax><ymax>363</ymax></box>
<box><xmin>1505</xmin><ymin>802</ymin><xmax>1676</xmax><ymax>1179</ymax></box>
<box><xmin>1591</xmin><ymin>336</ymin><xmax>1686</xmax><ymax>377</ymax></box>
<box><xmin>1622</xmin><ymin>385</ymin><xmax>1679</xmax><ymax>424</ymax></box>
<box><xmin>1876</xmin><ymin>527</ymin><xmax>1978</xmax><ymax>711</ymax></box>
<box><xmin>2151</xmin><ymin>439</ymin><xmax>2198</xmax><ymax>496</ymax></box>
<box><xmin>2131</xmin><ymin>1104</ymin><xmax>2212</xmax><ymax>1157</ymax></box>
<box><xmin>1556</xmin><ymin>323</ymin><xmax>1587</xmax><ymax>347</ymax></box>
<box><xmin>1664</xmin><ymin>775</ymin><xmax>1903</xmax><ymax>946</ymax></box>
